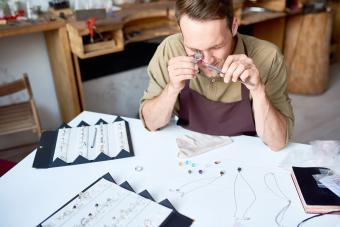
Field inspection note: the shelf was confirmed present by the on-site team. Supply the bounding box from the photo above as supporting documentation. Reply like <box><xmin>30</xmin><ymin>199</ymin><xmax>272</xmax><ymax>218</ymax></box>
<box><xmin>0</xmin><ymin>16</ymin><xmax>65</xmax><ymax>38</ymax></box>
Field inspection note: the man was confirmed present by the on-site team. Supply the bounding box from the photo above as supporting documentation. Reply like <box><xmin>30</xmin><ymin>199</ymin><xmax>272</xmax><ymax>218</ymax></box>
<box><xmin>140</xmin><ymin>0</ymin><xmax>294</xmax><ymax>151</ymax></box>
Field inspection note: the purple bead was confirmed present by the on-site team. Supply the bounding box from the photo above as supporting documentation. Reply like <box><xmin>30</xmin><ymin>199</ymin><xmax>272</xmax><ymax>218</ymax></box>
<box><xmin>198</xmin><ymin>169</ymin><xmax>203</xmax><ymax>174</ymax></box>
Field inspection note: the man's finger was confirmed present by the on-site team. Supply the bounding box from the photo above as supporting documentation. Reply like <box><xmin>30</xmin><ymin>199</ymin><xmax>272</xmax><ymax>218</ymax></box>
<box><xmin>232</xmin><ymin>64</ymin><xmax>245</xmax><ymax>82</ymax></box>
<box><xmin>172</xmin><ymin>68</ymin><xmax>198</xmax><ymax>76</ymax></box>
<box><xmin>222</xmin><ymin>54</ymin><xmax>249</xmax><ymax>73</ymax></box>
<box><xmin>168</xmin><ymin>62</ymin><xmax>197</xmax><ymax>71</ymax></box>
<box><xmin>176</xmin><ymin>74</ymin><xmax>195</xmax><ymax>81</ymax></box>
<box><xmin>168</xmin><ymin>56</ymin><xmax>196</xmax><ymax>66</ymax></box>
<box><xmin>224</xmin><ymin>62</ymin><xmax>238</xmax><ymax>82</ymax></box>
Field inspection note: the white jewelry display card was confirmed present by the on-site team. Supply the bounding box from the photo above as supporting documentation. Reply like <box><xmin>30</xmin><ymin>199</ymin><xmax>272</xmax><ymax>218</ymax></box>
<box><xmin>53</xmin><ymin>122</ymin><xmax>131</xmax><ymax>163</ymax></box>
<box><xmin>39</xmin><ymin>176</ymin><xmax>174</xmax><ymax>227</ymax></box>
<box><xmin>33</xmin><ymin>117</ymin><xmax>134</xmax><ymax>169</ymax></box>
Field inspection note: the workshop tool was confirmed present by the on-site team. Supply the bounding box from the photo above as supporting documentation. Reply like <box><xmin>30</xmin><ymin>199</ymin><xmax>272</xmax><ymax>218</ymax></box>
<box><xmin>86</xmin><ymin>17</ymin><xmax>96</xmax><ymax>43</ymax></box>
<box><xmin>193</xmin><ymin>51</ymin><xmax>254</xmax><ymax>86</ymax></box>
<box><xmin>86</xmin><ymin>17</ymin><xmax>104</xmax><ymax>43</ymax></box>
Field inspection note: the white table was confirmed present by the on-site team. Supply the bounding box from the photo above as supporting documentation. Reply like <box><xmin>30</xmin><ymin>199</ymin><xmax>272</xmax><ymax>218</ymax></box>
<box><xmin>0</xmin><ymin>111</ymin><xmax>339</xmax><ymax>227</ymax></box>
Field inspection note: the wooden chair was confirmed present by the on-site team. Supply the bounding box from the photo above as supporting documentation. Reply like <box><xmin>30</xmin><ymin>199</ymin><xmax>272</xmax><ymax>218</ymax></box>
<box><xmin>0</xmin><ymin>74</ymin><xmax>41</xmax><ymax>137</ymax></box>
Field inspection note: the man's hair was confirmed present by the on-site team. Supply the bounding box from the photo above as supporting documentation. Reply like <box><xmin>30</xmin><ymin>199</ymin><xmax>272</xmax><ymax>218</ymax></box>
<box><xmin>175</xmin><ymin>0</ymin><xmax>234</xmax><ymax>29</ymax></box>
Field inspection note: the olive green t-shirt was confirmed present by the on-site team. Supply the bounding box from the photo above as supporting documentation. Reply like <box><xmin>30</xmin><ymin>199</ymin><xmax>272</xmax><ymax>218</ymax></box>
<box><xmin>140</xmin><ymin>33</ymin><xmax>294</xmax><ymax>140</ymax></box>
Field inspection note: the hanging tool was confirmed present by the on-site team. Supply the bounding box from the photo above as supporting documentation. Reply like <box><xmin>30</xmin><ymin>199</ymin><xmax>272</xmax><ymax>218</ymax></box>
<box><xmin>86</xmin><ymin>17</ymin><xmax>104</xmax><ymax>44</ymax></box>
<box><xmin>86</xmin><ymin>17</ymin><xmax>96</xmax><ymax>43</ymax></box>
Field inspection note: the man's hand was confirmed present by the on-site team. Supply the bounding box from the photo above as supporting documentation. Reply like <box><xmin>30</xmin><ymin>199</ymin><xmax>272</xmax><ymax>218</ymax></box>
<box><xmin>220</xmin><ymin>55</ymin><xmax>288</xmax><ymax>151</ymax></box>
<box><xmin>167</xmin><ymin>56</ymin><xmax>198</xmax><ymax>93</ymax></box>
<box><xmin>221</xmin><ymin>54</ymin><xmax>262</xmax><ymax>91</ymax></box>
<box><xmin>142</xmin><ymin>56</ymin><xmax>197</xmax><ymax>131</ymax></box>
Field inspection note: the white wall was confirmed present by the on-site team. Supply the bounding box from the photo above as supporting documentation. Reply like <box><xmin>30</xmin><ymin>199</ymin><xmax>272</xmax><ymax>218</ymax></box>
<box><xmin>0</xmin><ymin>0</ymin><xmax>116</xmax><ymax>149</ymax></box>
<box><xmin>0</xmin><ymin>33</ymin><xmax>62</xmax><ymax>149</ymax></box>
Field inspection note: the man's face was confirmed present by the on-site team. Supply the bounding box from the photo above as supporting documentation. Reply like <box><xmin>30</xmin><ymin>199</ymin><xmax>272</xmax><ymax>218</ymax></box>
<box><xmin>179</xmin><ymin>15</ymin><xmax>234</xmax><ymax>76</ymax></box>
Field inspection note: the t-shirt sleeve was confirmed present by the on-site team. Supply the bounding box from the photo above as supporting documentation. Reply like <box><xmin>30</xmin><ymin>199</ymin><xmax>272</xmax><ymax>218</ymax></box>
<box><xmin>141</xmin><ymin>43</ymin><xmax>169</xmax><ymax>103</ymax></box>
<box><xmin>139</xmin><ymin>42</ymin><xmax>168</xmax><ymax>127</ymax></box>
<box><xmin>139</xmin><ymin>35</ymin><xmax>185</xmax><ymax>127</ymax></box>
<box><xmin>265</xmin><ymin>52</ymin><xmax>295</xmax><ymax>144</ymax></box>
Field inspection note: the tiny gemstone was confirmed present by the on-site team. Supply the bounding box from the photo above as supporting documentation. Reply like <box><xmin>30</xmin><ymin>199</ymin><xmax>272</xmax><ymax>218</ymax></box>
<box><xmin>73</xmin><ymin>205</ymin><xmax>77</xmax><ymax>209</ymax></box>
<box><xmin>95</xmin><ymin>203</ymin><xmax>99</xmax><ymax>207</ymax></box>
<box><xmin>185</xmin><ymin>160</ymin><xmax>190</xmax><ymax>165</ymax></box>
<box><xmin>188</xmin><ymin>169</ymin><xmax>192</xmax><ymax>174</ymax></box>
<box><xmin>237</xmin><ymin>167</ymin><xmax>242</xmax><ymax>172</ymax></box>
<box><xmin>191</xmin><ymin>163</ymin><xmax>196</xmax><ymax>167</ymax></box>
<box><xmin>134</xmin><ymin>166</ymin><xmax>144</xmax><ymax>172</ymax></box>
<box><xmin>198</xmin><ymin>169</ymin><xmax>203</xmax><ymax>174</ymax></box>
<box><xmin>220</xmin><ymin>171</ymin><xmax>225</xmax><ymax>176</ymax></box>
<box><xmin>88</xmin><ymin>213</ymin><xmax>92</xmax><ymax>216</ymax></box>
<box><xmin>178</xmin><ymin>161</ymin><xmax>183</xmax><ymax>166</ymax></box>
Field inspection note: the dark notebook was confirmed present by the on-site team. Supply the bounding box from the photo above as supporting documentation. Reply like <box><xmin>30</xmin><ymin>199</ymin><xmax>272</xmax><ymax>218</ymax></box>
<box><xmin>291</xmin><ymin>166</ymin><xmax>340</xmax><ymax>213</ymax></box>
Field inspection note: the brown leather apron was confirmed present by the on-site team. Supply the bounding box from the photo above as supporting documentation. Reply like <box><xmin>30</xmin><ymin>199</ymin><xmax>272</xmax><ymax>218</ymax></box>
<box><xmin>177</xmin><ymin>80</ymin><xmax>256</xmax><ymax>136</ymax></box>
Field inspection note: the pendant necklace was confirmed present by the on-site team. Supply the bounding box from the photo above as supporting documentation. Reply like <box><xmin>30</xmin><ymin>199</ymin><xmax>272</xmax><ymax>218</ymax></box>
<box><xmin>233</xmin><ymin>167</ymin><xmax>257</xmax><ymax>222</ymax></box>
<box><xmin>169</xmin><ymin>170</ymin><xmax>226</xmax><ymax>198</ymax></box>
<box><xmin>264</xmin><ymin>172</ymin><xmax>291</xmax><ymax>227</ymax></box>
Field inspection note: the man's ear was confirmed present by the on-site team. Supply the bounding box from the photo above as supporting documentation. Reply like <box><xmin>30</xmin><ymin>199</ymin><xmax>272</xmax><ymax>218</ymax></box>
<box><xmin>231</xmin><ymin>17</ymin><xmax>239</xmax><ymax>37</ymax></box>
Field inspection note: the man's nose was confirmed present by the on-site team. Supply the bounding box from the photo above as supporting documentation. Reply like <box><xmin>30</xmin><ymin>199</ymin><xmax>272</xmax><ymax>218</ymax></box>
<box><xmin>202</xmin><ymin>51</ymin><xmax>215</xmax><ymax>65</ymax></box>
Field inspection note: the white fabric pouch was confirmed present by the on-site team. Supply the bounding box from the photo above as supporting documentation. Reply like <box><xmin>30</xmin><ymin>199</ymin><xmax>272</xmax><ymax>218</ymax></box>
<box><xmin>176</xmin><ymin>131</ymin><xmax>233</xmax><ymax>158</ymax></box>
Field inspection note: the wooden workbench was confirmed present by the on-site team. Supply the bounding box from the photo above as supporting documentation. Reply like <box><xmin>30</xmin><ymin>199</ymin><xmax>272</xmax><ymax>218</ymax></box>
<box><xmin>0</xmin><ymin>5</ymin><xmax>290</xmax><ymax>124</ymax></box>
<box><xmin>241</xmin><ymin>11</ymin><xmax>286</xmax><ymax>50</ymax></box>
